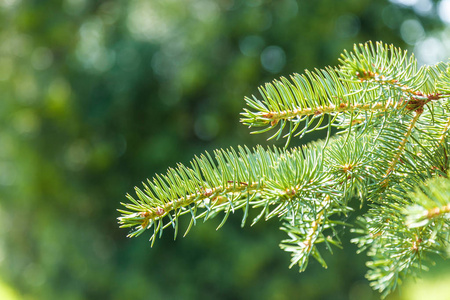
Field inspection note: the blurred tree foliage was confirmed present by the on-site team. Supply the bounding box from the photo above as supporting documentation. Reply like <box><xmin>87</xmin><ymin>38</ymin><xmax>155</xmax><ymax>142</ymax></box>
<box><xmin>0</xmin><ymin>0</ymin><xmax>446</xmax><ymax>299</ymax></box>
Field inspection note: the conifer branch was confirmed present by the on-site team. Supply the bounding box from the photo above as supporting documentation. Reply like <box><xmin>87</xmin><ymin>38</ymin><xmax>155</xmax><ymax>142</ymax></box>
<box><xmin>241</xmin><ymin>42</ymin><xmax>450</xmax><ymax>144</ymax></box>
<box><xmin>118</xmin><ymin>144</ymin><xmax>341</xmax><ymax>244</ymax></box>
<box><xmin>279</xmin><ymin>194</ymin><xmax>347</xmax><ymax>271</ymax></box>
<box><xmin>119</xmin><ymin>41</ymin><xmax>450</xmax><ymax>298</ymax></box>
<box><xmin>240</xmin><ymin>67</ymin><xmax>391</xmax><ymax>141</ymax></box>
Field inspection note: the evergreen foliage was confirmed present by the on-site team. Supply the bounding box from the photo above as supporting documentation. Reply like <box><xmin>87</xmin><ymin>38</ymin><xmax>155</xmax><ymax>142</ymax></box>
<box><xmin>118</xmin><ymin>42</ymin><xmax>450</xmax><ymax>298</ymax></box>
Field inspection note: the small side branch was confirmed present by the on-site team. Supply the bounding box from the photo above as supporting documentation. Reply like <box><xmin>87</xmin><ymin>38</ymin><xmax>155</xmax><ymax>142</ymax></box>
<box><xmin>438</xmin><ymin>116</ymin><xmax>450</xmax><ymax>146</ymax></box>
<box><xmin>303</xmin><ymin>195</ymin><xmax>331</xmax><ymax>252</ymax></box>
<box><xmin>280</xmin><ymin>195</ymin><xmax>333</xmax><ymax>271</ymax></box>
<box><xmin>383</xmin><ymin>109</ymin><xmax>423</xmax><ymax>181</ymax></box>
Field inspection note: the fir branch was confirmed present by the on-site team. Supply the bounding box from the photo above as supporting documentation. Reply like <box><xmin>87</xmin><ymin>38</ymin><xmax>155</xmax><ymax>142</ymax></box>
<box><xmin>118</xmin><ymin>146</ymin><xmax>272</xmax><ymax>242</ymax></box>
<box><xmin>119</xmin><ymin>41</ymin><xmax>450</xmax><ymax>298</ymax></box>
<box><xmin>241</xmin><ymin>42</ymin><xmax>449</xmax><ymax>144</ymax></box>
<box><xmin>118</xmin><ymin>144</ymin><xmax>338</xmax><ymax>244</ymax></box>
<box><xmin>240</xmin><ymin>68</ymin><xmax>392</xmax><ymax>142</ymax></box>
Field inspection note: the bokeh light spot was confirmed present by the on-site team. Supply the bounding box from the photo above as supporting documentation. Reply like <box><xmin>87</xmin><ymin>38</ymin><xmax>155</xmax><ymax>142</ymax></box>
<box><xmin>438</xmin><ymin>0</ymin><xmax>450</xmax><ymax>23</ymax></box>
<box><xmin>0</xmin><ymin>0</ymin><xmax>20</xmax><ymax>9</ymax></box>
<box><xmin>414</xmin><ymin>37</ymin><xmax>447</xmax><ymax>65</ymax></box>
<box><xmin>390</xmin><ymin>0</ymin><xmax>418</xmax><ymax>6</ymax></box>
<box><xmin>76</xmin><ymin>18</ymin><xmax>115</xmax><ymax>72</ymax></box>
<box><xmin>400</xmin><ymin>19</ymin><xmax>425</xmax><ymax>45</ymax></box>
<box><xmin>413</xmin><ymin>0</ymin><xmax>433</xmax><ymax>15</ymax></box>
<box><xmin>260</xmin><ymin>45</ymin><xmax>286</xmax><ymax>74</ymax></box>
<box><xmin>191</xmin><ymin>0</ymin><xmax>220</xmax><ymax>23</ymax></box>
<box><xmin>126</xmin><ymin>1</ymin><xmax>171</xmax><ymax>42</ymax></box>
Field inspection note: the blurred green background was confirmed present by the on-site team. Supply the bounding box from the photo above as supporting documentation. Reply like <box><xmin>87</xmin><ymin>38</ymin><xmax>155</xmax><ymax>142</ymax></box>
<box><xmin>1</xmin><ymin>0</ymin><xmax>450</xmax><ymax>299</ymax></box>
